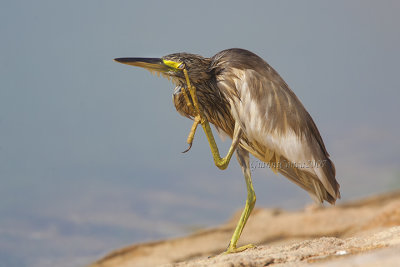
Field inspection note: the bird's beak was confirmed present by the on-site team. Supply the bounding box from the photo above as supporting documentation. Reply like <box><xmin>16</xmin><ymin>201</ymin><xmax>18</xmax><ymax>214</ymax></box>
<box><xmin>114</xmin><ymin>57</ymin><xmax>170</xmax><ymax>73</ymax></box>
<box><xmin>114</xmin><ymin>57</ymin><xmax>184</xmax><ymax>75</ymax></box>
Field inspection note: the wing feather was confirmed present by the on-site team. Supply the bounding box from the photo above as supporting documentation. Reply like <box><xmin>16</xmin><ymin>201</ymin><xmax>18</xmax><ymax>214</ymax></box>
<box><xmin>212</xmin><ymin>49</ymin><xmax>340</xmax><ymax>203</ymax></box>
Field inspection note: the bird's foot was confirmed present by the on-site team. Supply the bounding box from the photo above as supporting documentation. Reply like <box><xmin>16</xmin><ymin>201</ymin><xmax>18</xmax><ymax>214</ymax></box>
<box><xmin>182</xmin><ymin>115</ymin><xmax>201</xmax><ymax>153</ymax></box>
<box><xmin>207</xmin><ymin>244</ymin><xmax>256</xmax><ymax>259</ymax></box>
<box><xmin>223</xmin><ymin>244</ymin><xmax>256</xmax><ymax>254</ymax></box>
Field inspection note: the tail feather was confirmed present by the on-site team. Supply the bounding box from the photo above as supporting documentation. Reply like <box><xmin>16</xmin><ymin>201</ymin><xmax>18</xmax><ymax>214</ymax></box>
<box><xmin>276</xmin><ymin>156</ymin><xmax>340</xmax><ymax>204</ymax></box>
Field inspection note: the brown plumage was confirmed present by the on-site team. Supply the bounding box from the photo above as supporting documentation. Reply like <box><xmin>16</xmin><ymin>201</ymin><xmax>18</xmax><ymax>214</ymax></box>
<box><xmin>114</xmin><ymin>48</ymin><xmax>340</xmax><ymax>253</ymax></box>
<box><xmin>170</xmin><ymin>48</ymin><xmax>340</xmax><ymax>204</ymax></box>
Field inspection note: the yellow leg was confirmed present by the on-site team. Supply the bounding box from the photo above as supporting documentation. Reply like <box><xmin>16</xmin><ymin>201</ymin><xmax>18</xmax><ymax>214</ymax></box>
<box><xmin>180</xmin><ymin>72</ymin><xmax>200</xmax><ymax>153</ymax></box>
<box><xmin>225</xmin><ymin>147</ymin><xmax>256</xmax><ymax>253</ymax></box>
<box><xmin>181</xmin><ymin>62</ymin><xmax>254</xmax><ymax>254</ymax></box>
<box><xmin>182</xmin><ymin>69</ymin><xmax>242</xmax><ymax>169</ymax></box>
<box><xmin>182</xmin><ymin>115</ymin><xmax>201</xmax><ymax>153</ymax></box>
<box><xmin>200</xmin><ymin>120</ymin><xmax>241</xmax><ymax>170</ymax></box>
<box><xmin>180</xmin><ymin>83</ymin><xmax>194</xmax><ymax>112</ymax></box>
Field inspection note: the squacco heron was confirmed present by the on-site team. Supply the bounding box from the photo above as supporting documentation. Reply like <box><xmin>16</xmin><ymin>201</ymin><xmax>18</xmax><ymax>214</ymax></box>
<box><xmin>114</xmin><ymin>48</ymin><xmax>340</xmax><ymax>254</ymax></box>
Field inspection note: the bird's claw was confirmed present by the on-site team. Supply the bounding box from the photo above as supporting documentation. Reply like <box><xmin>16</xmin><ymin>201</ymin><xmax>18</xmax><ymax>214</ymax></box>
<box><xmin>182</xmin><ymin>115</ymin><xmax>201</xmax><ymax>154</ymax></box>
<box><xmin>223</xmin><ymin>244</ymin><xmax>256</xmax><ymax>254</ymax></box>
<box><xmin>182</xmin><ymin>142</ymin><xmax>193</xmax><ymax>153</ymax></box>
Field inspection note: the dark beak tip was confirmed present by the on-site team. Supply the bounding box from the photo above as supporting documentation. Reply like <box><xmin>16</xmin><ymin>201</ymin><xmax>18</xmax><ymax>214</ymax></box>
<box><xmin>113</xmin><ymin>57</ymin><xmax>163</xmax><ymax>64</ymax></box>
<box><xmin>113</xmin><ymin>57</ymin><xmax>167</xmax><ymax>71</ymax></box>
<box><xmin>114</xmin><ymin>58</ymin><xmax>127</xmax><ymax>63</ymax></box>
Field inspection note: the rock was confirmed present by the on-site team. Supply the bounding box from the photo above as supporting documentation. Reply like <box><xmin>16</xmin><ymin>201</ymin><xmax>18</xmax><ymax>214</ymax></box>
<box><xmin>89</xmin><ymin>191</ymin><xmax>400</xmax><ymax>267</ymax></box>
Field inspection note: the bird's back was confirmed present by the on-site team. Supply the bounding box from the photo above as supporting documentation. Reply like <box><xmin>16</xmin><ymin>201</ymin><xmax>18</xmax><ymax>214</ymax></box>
<box><xmin>210</xmin><ymin>48</ymin><xmax>340</xmax><ymax>204</ymax></box>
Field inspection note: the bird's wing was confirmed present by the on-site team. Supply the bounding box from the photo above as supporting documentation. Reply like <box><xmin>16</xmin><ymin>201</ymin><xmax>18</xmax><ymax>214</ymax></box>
<box><xmin>214</xmin><ymin>60</ymin><xmax>340</xmax><ymax>203</ymax></box>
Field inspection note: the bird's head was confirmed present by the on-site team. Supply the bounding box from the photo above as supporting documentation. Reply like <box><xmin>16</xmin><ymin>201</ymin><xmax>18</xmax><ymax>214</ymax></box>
<box><xmin>114</xmin><ymin>53</ymin><xmax>211</xmax><ymax>86</ymax></box>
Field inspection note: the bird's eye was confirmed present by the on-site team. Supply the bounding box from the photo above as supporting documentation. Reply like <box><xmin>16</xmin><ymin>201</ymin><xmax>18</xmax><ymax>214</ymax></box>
<box><xmin>177</xmin><ymin>63</ymin><xmax>185</xmax><ymax>69</ymax></box>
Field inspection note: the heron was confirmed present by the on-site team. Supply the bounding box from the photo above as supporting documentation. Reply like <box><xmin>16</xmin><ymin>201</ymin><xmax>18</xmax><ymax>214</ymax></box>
<box><xmin>114</xmin><ymin>48</ymin><xmax>340</xmax><ymax>254</ymax></box>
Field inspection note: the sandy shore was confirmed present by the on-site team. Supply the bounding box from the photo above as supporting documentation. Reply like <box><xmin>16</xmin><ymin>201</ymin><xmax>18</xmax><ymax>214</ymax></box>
<box><xmin>89</xmin><ymin>191</ymin><xmax>400</xmax><ymax>267</ymax></box>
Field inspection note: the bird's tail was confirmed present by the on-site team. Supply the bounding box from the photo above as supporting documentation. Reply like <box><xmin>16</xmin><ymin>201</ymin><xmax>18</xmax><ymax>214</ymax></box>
<box><xmin>275</xmin><ymin>156</ymin><xmax>340</xmax><ymax>205</ymax></box>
